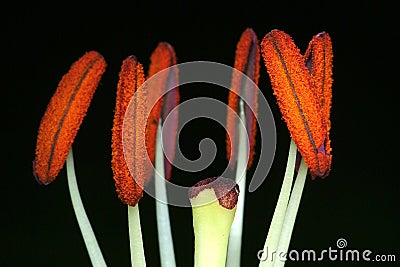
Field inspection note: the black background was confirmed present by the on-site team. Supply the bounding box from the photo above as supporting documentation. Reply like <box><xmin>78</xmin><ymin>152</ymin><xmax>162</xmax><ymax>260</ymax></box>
<box><xmin>3</xmin><ymin>1</ymin><xmax>398</xmax><ymax>266</ymax></box>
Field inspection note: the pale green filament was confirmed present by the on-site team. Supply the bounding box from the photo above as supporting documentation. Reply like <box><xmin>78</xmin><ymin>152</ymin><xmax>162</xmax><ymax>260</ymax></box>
<box><xmin>128</xmin><ymin>204</ymin><xmax>146</xmax><ymax>267</ymax></box>
<box><xmin>259</xmin><ymin>140</ymin><xmax>308</xmax><ymax>267</ymax></box>
<box><xmin>259</xmin><ymin>139</ymin><xmax>298</xmax><ymax>266</ymax></box>
<box><xmin>66</xmin><ymin>148</ymin><xmax>107</xmax><ymax>267</ymax></box>
<box><xmin>155</xmin><ymin>122</ymin><xmax>176</xmax><ymax>267</ymax></box>
<box><xmin>227</xmin><ymin>99</ymin><xmax>248</xmax><ymax>267</ymax></box>
<box><xmin>273</xmin><ymin>158</ymin><xmax>307</xmax><ymax>267</ymax></box>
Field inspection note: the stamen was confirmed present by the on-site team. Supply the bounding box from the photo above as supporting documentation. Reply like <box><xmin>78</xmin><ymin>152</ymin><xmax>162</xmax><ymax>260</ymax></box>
<box><xmin>261</xmin><ymin>29</ymin><xmax>329</xmax><ymax>178</ymax></box>
<box><xmin>112</xmin><ymin>56</ymin><xmax>147</xmax><ymax>206</ymax></box>
<box><xmin>226</xmin><ymin>28</ymin><xmax>260</xmax><ymax>171</ymax></box>
<box><xmin>33</xmin><ymin>51</ymin><xmax>106</xmax><ymax>185</ymax></box>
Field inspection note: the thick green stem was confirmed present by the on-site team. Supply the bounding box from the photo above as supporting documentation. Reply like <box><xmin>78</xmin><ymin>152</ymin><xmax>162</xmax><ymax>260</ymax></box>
<box><xmin>191</xmin><ymin>190</ymin><xmax>236</xmax><ymax>267</ymax></box>
<box><xmin>194</xmin><ymin>221</ymin><xmax>230</xmax><ymax>267</ymax></box>
<box><xmin>66</xmin><ymin>148</ymin><xmax>107</xmax><ymax>267</ymax></box>
<box><xmin>259</xmin><ymin>139</ymin><xmax>297</xmax><ymax>266</ymax></box>
<box><xmin>128</xmin><ymin>204</ymin><xmax>146</xmax><ymax>267</ymax></box>
<box><xmin>155</xmin><ymin>122</ymin><xmax>176</xmax><ymax>267</ymax></box>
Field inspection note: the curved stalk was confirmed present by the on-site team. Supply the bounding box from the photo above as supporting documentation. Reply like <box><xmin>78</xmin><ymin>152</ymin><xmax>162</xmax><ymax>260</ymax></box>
<box><xmin>273</xmin><ymin>158</ymin><xmax>307</xmax><ymax>267</ymax></box>
<box><xmin>66</xmin><ymin>148</ymin><xmax>107</xmax><ymax>267</ymax></box>
<box><xmin>259</xmin><ymin>139</ymin><xmax>297</xmax><ymax>266</ymax></box>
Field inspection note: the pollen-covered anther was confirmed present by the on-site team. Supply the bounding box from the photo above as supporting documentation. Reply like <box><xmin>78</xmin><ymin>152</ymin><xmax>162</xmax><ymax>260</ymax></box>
<box><xmin>111</xmin><ymin>56</ymin><xmax>148</xmax><ymax>206</ymax></box>
<box><xmin>226</xmin><ymin>28</ymin><xmax>260</xmax><ymax>171</ymax></box>
<box><xmin>261</xmin><ymin>29</ymin><xmax>333</xmax><ymax>178</ymax></box>
<box><xmin>33</xmin><ymin>51</ymin><xmax>106</xmax><ymax>185</ymax></box>
<box><xmin>146</xmin><ymin>42</ymin><xmax>180</xmax><ymax>181</ymax></box>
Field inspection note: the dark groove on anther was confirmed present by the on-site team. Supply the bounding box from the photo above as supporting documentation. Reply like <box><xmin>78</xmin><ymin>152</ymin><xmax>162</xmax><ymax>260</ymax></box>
<box><xmin>269</xmin><ymin>35</ymin><xmax>318</xmax><ymax>156</ymax></box>
<box><xmin>46</xmin><ymin>57</ymin><xmax>101</xmax><ymax>180</ymax></box>
<box><xmin>127</xmin><ymin>57</ymin><xmax>138</xmax><ymax>193</ymax></box>
<box><xmin>321</xmin><ymin>34</ymin><xmax>327</xmax><ymax>114</ymax></box>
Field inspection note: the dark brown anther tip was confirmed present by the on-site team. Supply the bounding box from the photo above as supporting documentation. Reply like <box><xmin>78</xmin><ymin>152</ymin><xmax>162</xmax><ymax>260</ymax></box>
<box><xmin>189</xmin><ymin>177</ymin><xmax>240</xmax><ymax>210</ymax></box>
